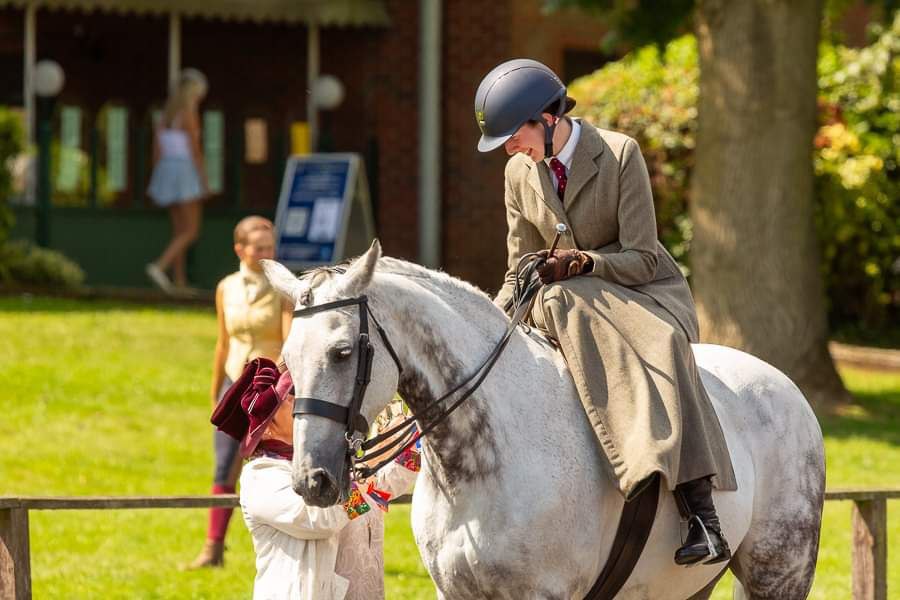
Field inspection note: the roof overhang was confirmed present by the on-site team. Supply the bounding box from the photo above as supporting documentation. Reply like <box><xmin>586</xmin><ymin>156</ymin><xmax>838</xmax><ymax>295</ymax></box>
<box><xmin>2</xmin><ymin>0</ymin><xmax>390</xmax><ymax>26</ymax></box>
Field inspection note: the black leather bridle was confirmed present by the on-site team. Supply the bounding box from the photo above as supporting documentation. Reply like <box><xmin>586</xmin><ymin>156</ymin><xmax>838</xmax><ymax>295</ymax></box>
<box><xmin>290</xmin><ymin>253</ymin><xmax>545</xmax><ymax>480</ymax></box>
<box><xmin>291</xmin><ymin>295</ymin><xmax>403</xmax><ymax>450</ymax></box>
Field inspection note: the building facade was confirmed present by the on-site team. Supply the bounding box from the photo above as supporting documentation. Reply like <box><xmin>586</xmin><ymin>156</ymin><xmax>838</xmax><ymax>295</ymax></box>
<box><xmin>1</xmin><ymin>0</ymin><xmax>611</xmax><ymax>292</ymax></box>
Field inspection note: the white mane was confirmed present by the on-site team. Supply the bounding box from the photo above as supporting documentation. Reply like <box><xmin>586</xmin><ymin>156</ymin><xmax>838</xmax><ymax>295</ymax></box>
<box><xmin>302</xmin><ymin>256</ymin><xmax>499</xmax><ymax>309</ymax></box>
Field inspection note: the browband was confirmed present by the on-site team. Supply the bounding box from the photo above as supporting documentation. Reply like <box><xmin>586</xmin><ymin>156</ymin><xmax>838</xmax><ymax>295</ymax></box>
<box><xmin>294</xmin><ymin>296</ymin><xmax>366</xmax><ymax>318</ymax></box>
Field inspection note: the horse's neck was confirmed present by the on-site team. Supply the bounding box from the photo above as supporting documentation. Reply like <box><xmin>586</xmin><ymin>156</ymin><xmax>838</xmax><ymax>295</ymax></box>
<box><xmin>370</xmin><ymin>270</ymin><xmax>624</xmax><ymax>554</ymax></box>
<box><xmin>373</xmin><ymin>273</ymin><xmax>522</xmax><ymax>489</ymax></box>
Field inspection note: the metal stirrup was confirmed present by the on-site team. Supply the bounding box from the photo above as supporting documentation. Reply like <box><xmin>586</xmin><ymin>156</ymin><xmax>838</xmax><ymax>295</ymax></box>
<box><xmin>685</xmin><ymin>515</ymin><xmax>718</xmax><ymax>568</ymax></box>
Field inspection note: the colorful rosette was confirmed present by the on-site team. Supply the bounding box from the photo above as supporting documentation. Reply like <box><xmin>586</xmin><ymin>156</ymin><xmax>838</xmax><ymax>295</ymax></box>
<box><xmin>394</xmin><ymin>443</ymin><xmax>422</xmax><ymax>473</ymax></box>
<box><xmin>365</xmin><ymin>482</ymin><xmax>393</xmax><ymax>512</ymax></box>
<box><xmin>343</xmin><ymin>484</ymin><xmax>372</xmax><ymax>520</ymax></box>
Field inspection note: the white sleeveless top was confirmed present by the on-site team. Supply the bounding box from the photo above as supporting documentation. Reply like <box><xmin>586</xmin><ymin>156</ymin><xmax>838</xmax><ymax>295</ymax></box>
<box><xmin>157</xmin><ymin>112</ymin><xmax>191</xmax><ymax>158</ymax></box>
<box><xmin>158</xmin><ymin>128</ymin><xmax>190</xmax><ymax>158</ymax></box>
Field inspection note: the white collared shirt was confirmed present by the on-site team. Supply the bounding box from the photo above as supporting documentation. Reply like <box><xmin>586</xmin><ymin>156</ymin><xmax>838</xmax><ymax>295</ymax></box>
<box><xmin>240</xmin><ymin>456</ymin><xmax>419</xmax><ymax>600</ymax></box>
<box><xmin>544</xmin><ymin>118</ymin><xmax>581</xmax><ymax>190</ymax></box>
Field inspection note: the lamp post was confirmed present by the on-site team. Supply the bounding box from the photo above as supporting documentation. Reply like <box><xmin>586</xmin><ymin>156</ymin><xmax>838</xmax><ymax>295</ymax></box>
<box><xmin>34</xmin><ymin>59</ymin><xmax>64</xmax><ymax>247</ymax></box>
<box><xmin>312</xmin><ymin>75</ymin><xmax>344</xmax><ymax>152</ymax></box>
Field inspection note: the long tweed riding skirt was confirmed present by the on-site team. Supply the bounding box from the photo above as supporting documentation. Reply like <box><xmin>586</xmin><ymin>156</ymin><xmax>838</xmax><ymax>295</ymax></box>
<box><xmin>531</xmin><ymin>275</ymin><xmax>737</xmax><ymax>498</ymax></box>
<box><xmin>147</xmin><ymin>157</ymin><xmax>204</xmax><ymax>207</ymax></box>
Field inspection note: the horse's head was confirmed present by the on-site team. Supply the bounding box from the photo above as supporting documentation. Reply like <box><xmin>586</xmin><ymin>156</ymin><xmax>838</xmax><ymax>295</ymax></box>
<box><xmin>260</xmin><ymin>241</ymin><xmax>401</xmax><ymax>506</ymax></box>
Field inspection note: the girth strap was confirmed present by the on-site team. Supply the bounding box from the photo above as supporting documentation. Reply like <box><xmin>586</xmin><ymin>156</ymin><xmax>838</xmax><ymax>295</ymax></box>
<box><xmin>293</xmin><ymin>397</ymin><xmax>369</xmax><ymax>434</ymax></box>
<box><xmin>583</xmin><ymin>475</ymin><xmax>660</xmax><ymax>600</ymax></box>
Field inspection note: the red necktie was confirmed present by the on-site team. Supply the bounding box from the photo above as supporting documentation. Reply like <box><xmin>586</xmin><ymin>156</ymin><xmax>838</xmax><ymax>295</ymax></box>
<box><xmin>549</xmin><ymin>157</ymin><xmax>567</xmax><ymax>200</ymax></box>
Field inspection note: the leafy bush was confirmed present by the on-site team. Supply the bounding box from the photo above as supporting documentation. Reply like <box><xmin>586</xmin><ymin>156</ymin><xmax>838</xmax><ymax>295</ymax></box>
<box><xmin>0</xmin><ymin>107</ymin><xmax>24</xmax><ymax>244</ymax></box>
<box><xmin>0</xmin><ymin>240</ymin><xmax>85</xmax><ymax>289</ymax></box>
<box><xmin>569</xmin><ymin>16</ymin><xmax>899</xmax><ymax>334</ymax></box>
<box><xmin>0</xmin><ymin>107</ymin><xmax>85</xmax><ymax>289</ymax></box>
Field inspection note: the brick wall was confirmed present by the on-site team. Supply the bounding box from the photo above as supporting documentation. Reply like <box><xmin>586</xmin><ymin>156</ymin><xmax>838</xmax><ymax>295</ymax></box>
<box><xmin>325</xmin><ymin>0</ymin><xmax>610</xmax><ymax>293</ymax></box>
<box><xmin>321</xmin><ymin>0</ymin><xmax>517</xmax><ymax>292</ymax></box>
<box><xmin>510</xmin><ymin>1</ymin><xmax>609</xmax><ymax>77</ymax></box>
<box><xmin>441</xmin><ymin>0</ymin><xmax>513</xmax><ymax>293</ymax></box>
<box><xmin>316</xmin><ymin>0</ymin><xmax>422</xmax><ymax>264</ymax></box>
<box><xmin>440</xmin><ymin>0</ymin><xmax>608</xmax><ymax>293</ymax></box>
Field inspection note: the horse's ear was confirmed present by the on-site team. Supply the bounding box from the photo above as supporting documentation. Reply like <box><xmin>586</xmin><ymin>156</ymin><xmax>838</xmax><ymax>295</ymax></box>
<box><xmin>260</xmin><ymin>259</ymin><xmax>306</xmax><ymax>303</ymax></box>
<box><xmin>338</xmin><ymin>239</ymin><xmax>381</xmax><ymax>297</ymax></box>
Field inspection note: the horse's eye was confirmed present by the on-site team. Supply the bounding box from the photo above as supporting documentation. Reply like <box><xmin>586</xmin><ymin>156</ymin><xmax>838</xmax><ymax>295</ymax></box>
<box><xmin>333</xmin><ymin>345</ymin><xmax>353</xmax><ymax>361</ymax></box>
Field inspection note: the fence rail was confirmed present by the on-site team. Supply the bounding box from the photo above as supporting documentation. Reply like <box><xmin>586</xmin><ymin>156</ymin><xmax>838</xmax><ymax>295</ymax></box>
<box><xmin>1</xmin><ymin>490</ymin><xmax>897</xmax><ymax>600</ymax></box>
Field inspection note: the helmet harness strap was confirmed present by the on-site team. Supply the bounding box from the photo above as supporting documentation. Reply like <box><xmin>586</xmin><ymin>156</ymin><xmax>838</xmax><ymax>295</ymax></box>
<box><xmin>540</xmin><ymin>98</ymin><xmax>566</xmax><ymax>158</ymax></box>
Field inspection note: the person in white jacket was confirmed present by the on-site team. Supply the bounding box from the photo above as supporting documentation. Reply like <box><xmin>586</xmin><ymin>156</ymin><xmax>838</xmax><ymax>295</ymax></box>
<box><xmin>211</xmin><ymin>357</ymin><xmax>419</xmax><ymax>600</ymax></box>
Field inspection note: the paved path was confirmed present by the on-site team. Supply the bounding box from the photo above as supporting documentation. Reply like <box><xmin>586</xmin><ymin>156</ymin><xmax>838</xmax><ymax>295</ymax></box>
<box><xmin>829</xmin><ymin>341</ymin><xmax>900</xmax><ymax>371</ymax></box>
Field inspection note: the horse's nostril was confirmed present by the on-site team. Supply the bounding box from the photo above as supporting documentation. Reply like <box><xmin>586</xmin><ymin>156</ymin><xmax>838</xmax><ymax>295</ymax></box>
<box><xmin>294</xmin><ymin>467</ymin><xmax>341</xmax><ymax>506</ymax></box>
<box><xmin>309</xmin><ymin>468</ymin><xmax>333</xmax><ymax>493</ymax></box>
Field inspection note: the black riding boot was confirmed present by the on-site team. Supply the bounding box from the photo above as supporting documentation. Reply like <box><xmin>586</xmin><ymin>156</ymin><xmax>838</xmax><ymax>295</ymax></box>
<box><xmin>673</xmin><ymin>476</ymin><xmax>731</xmax><ymax>566</ymax></box>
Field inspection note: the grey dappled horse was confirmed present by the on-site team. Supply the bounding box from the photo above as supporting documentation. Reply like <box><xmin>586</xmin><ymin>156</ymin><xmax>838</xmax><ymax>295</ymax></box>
<box><xmin>262</xmin><ymin>242</ymin><xmax>825</xmax><ymax>600</ymax></box>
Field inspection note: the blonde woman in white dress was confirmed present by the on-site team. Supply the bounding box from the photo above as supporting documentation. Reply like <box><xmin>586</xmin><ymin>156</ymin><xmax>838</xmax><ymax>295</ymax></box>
<box><xmin>146</xmin><ymin>68</ymin><xmax>208</xmax><ymax>294</ymax></box>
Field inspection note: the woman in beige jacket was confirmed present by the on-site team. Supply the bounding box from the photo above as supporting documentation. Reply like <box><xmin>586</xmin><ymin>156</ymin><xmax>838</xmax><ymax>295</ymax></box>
<box><xmin>186</xmin><ymin>216</ymin><xmax>293</xmax><ymax>569</ymax></box>
<box><xmin>475</xmin><ymin>59</ymin><xmax>736</xmax><ymax>566</ymax></box>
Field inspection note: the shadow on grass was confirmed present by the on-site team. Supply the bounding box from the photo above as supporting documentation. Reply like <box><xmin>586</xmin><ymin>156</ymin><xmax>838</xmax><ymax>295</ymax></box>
<box><xmin>819</xmin><ymin>384</ymin><xmax>900</xmax><ymax>446</ymax></box>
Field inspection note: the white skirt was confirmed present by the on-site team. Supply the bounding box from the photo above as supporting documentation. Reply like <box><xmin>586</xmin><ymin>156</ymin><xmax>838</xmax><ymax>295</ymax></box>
<box><xmin>147</xmin><ymin>157</ymin><xmax>204</xmax><ymax>207</ymax></box>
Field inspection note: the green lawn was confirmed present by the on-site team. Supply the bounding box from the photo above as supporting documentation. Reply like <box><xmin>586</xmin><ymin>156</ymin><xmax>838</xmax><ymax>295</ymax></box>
<box><xmin>0</xmin><ymin>295</ymin><xmax>897</xmax><ymax>599</ymax></box>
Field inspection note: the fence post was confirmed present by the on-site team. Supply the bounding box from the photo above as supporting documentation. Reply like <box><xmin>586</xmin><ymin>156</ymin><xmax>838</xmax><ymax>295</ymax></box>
<box><xmin>0</xmin><ymin>507</ymin><xmax>32</xmax><ymax>600</ymax></box>
<box><xmin>852</xmin><ymin>498</ymin><xmax>887</xmax><ymax>600</ymax></box>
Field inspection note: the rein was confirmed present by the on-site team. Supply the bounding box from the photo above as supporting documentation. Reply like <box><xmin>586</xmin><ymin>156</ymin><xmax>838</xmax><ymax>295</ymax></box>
<box><xmin>291</xmin><ymin>253</ymin><xmax>545</xmax><ymax>480</ymax></box>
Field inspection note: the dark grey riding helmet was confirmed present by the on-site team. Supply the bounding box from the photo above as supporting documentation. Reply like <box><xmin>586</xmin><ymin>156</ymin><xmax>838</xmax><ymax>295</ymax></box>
<box><xmin>474</xmin><ymin>58</ymin><xmax>576</xmax><ymax>156</ymax></box>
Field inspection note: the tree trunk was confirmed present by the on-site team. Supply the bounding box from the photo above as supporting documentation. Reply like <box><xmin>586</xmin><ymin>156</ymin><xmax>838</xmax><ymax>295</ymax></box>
<box><xmin>691</xmin><ymin>0</ymin><xmax>850</xmax><ymax>409</ymax></box>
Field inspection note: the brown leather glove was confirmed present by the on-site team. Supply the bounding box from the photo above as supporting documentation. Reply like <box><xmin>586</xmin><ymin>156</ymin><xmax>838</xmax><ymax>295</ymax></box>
<box><xmin>536</xmin><ymin>249</ymin><xmax>594</xmax><ymax>284</ymax></box>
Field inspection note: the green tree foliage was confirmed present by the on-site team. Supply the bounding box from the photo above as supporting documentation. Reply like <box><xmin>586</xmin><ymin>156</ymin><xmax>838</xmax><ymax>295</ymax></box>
<box><xmin>569</xmin><ymin>16</ymin><xmax>899</xmax><ymax>333</ymax></box>
<box><xmin>543</xmin><ymin>0</ymin><xmax>693</xmax><ymax>51</ymax></box>
<box><xmin>815</xmin><ymin>14</ymin><xmax>899</xmax><ymax>331</ymax></box>
<box><xmin>545</xmin><ymin>0</ymin><xmax>897</xmax><ymax>50</ymax></box>
<box><xmin>568</xmin><ymin>35</ymin><xmax>697</xmax><ymax>271</ymax></box>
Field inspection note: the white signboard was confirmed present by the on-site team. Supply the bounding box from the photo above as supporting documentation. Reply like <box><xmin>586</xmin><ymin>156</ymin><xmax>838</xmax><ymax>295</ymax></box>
<box><xmin>274</xmin><ymin>153</ymin><xmax>375</xmax><ymax>269</ymax></box>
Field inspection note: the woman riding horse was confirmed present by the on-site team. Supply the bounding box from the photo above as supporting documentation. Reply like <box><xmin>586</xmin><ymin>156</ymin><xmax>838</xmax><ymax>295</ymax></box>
<box><xmin>475</xmin><ymin>58</ymin><xmax>737</xmax><ymax>566</ymax></box>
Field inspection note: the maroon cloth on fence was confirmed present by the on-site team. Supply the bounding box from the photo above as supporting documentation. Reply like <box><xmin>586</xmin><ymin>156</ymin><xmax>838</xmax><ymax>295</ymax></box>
<box><xmin>549</xmin><ymin>157</ymin><xmax>568</xmax><ymax>199</ymax></box>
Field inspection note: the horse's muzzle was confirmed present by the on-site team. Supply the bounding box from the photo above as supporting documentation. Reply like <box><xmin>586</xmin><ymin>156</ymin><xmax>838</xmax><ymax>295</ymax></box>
<box><xmin>293</xmin><ymin>467</ymin><xmax>341</xmax><ymax>507</ymax></box>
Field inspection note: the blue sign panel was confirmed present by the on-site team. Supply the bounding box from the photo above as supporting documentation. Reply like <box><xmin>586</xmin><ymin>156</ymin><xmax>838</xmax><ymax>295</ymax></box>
<box><xmin>275</xmin><ymin>155</ymin><xmax>357</xmax><ymax>268</ymax></box>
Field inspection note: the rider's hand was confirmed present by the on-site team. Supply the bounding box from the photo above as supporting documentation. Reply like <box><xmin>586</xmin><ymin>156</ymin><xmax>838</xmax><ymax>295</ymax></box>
<box><xmin>536</xmin><ymin>249</ymin><xmax>593</xmax><ymax>284</ymax></box>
